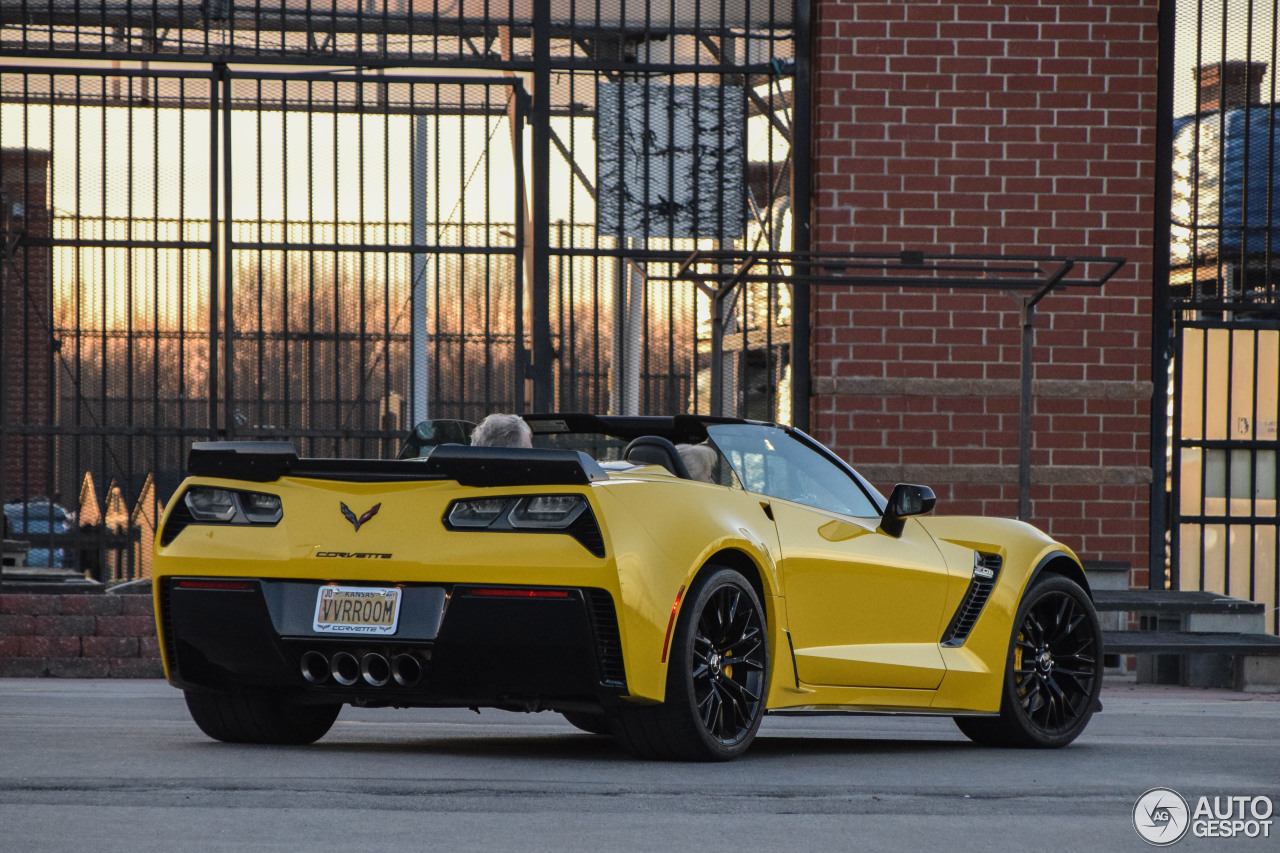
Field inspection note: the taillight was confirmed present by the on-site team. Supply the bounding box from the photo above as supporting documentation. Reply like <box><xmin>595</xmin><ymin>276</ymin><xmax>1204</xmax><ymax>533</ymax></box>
<box><xmin>469</xmin><ymin>587</ymin><xmax>572</xmax><ymax>599</ymax></box>
<box><xmin>174</xmin><ymin>579</ymin><xmax>255</xmax><ymax>591</ymax></box>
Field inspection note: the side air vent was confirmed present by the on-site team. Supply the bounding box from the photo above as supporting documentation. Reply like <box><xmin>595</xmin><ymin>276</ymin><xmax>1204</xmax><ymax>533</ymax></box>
<box><xmin>585</xmin><ymin>589</ymin><xmax>626</xmax><ymax>688</ymax></box>
<box><xmin>941</xmin><ymin>552</ymin><xmax>1003</xmax><ymax>647</ymax></box>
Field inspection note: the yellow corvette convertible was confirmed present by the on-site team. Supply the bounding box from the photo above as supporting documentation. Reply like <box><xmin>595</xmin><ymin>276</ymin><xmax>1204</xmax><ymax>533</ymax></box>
<box><xmin>152</xmin><ymin>413</ymin><xmax>1102</xmax><ymax>761</ymax></box>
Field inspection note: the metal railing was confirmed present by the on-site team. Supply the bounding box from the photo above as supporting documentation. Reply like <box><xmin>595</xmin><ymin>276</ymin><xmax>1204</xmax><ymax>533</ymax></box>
<box><xmin>0</xmin><ymin>0</ymin><xmax>801</xmax><ymax>581</ymax></box>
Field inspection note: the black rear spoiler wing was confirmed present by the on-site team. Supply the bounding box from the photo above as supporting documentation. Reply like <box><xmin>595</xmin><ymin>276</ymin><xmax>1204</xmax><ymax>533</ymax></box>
<box><xmin>187</xmin><ymin>442</ymin><xmax>607</xmax><ymax>487</ymax></box>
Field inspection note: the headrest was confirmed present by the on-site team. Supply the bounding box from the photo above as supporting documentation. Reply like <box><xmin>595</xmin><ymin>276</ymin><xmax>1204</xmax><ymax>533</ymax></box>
<box><xmin>624</xmin><ymin>435</ymin><xmax>692</xmax><ymax>479</ymax></box>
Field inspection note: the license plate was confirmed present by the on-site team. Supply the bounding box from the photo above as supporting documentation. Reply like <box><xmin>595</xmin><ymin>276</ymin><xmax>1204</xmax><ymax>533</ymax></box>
<box><xmin>313</xmin><ymin>586</ymin><xmax>401</xmax><ymax>635</ymax></box>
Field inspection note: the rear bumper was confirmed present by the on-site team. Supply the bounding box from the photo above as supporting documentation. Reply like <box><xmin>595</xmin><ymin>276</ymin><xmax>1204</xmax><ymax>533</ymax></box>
<box><xmin>158</xmin><ymin>577</ymin><xmax>627</xmax><ymax>711</ymax></box>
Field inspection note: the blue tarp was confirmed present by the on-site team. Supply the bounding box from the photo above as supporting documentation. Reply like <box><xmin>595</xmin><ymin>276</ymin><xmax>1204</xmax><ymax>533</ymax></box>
<box><xmin>1172</xmin><ymin>106</ymin><xmax>1280</xmax><ymax>263</ymax></box>
<box><xmin>3</xmin><ymin>500</ymin><xmax>73</xmax><ymax>568</ymax></box>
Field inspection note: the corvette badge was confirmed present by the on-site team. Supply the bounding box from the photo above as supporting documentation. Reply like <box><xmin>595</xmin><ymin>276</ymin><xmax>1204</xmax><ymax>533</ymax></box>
<box><xmin>340</xmin><ymin>502</ymin><xmax>381</xmax><ymax>532</ymax></box>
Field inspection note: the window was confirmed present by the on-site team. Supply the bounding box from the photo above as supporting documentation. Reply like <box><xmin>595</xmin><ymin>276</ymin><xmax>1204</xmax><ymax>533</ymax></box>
<box><xmin>707</xmin><ymin>425</ymin><xmax>882</xmax><ymax>518</ymax></box>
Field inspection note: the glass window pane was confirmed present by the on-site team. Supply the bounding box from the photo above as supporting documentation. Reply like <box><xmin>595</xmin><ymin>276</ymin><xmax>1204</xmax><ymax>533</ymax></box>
<box><xmin>708</xmin><ymin>424</ymin><xmax>881</xmax><ymax>518</ymax></box>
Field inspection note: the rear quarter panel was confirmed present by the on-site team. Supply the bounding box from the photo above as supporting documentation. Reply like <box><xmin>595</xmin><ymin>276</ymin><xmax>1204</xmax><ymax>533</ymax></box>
<box><xmin>589</xmin><ymin>476</ymin><xmax>783</xmax><ymax>703</ymax></box>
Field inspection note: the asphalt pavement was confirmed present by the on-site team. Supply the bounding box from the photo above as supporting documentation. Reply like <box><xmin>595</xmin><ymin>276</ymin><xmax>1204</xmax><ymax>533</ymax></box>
<box><xmin>0</xmin><ymin>679</ymin><xmax>1277</xmax><ymax>852</ymax></box>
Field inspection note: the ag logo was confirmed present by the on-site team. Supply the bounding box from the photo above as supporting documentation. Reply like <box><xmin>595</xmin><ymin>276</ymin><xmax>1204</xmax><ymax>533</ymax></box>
<box><xmin>1134</xmin><ymin>788</ymin><xmax>1190</xmax><ymax>846</ymax></box>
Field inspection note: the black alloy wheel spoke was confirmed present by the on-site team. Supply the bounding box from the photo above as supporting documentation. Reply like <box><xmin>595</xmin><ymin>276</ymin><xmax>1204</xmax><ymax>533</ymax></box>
<box><xmin>1060</xmin><ymin>637</ymin><xmax>1097</xmax><ymax>659</ymax></box>
<box><xmin>726</xmin><ymin>614</ymin><xmax>752</xmax><ymax>646</ymax></box>
<box><xmin>716</xmin><ymin>590</ymin><xmax>734</xmax><ymax>637</ymax></box>
<box><xmin>1056</xmin><ymin>651</ymin><xmax>1097</xmax><ymax>670</ymax></box>
<box><xmin>713</xmin><ymin>686</ymin><xmax>733</xmax><ymax>738</ymax></box>
<box><xmin>1055</xmin><ymin>669</ymin><xmax>1093</xmax><ymax>695</ymax></box>
<box><xmin>1020</xmin><ymin>677</ymin><xmax>1044</xmax><ymax>715</ymax></box>
<box><xmin>727</xmin><ymin>631</ymin><xmax>762</xmax><ymax>658</ymax></box>
<box><xmin>703</xmin><ymin>686</ymin><xmax>719</xmax><ymax>735</ymax></box>
<box><xmin>700</xmin><ymin>610</ymin><xmax>720</xmax><ymax>645</ymax></box>
<box><xmin>725</xmin><ymin>590</ymin><xmax>741</xmax><ymax>631</ymax></box>
<box><xmin>724</xmin><ymin>692</ymin><xmax>747</xmax><ymax>733</ymax></box>
<box><xmin>1023</xmin><ymin>611</ymin><xmax>1046</xmax><ymax>646</ymax></box>
<box><xmin>1039</xmin><ymin>688</ymin><xmax>1060</xmax><ymax>729</ymax></box>
<box><xmin>1062</xmin><ymin>611</ymin><xmax>1087</xmax><ymax>639</ymax></box>
<box><xmin>1043</xmin><ymin>674</ymin><xmax>1067</xmax><ymax>712</ymax></box>
<box><xmin>1049</xmin><ymin>597</ymin><xmax>1073</xmax><ymax>642</ymax></box>
<box><xmin>1032</xmin><ymin>677</ymin><xmax>1055</xmax><ymax>726</ymax></box>
<box><xmin>718</xmin><ymin>673</ymin><xmax>761</xmax><ymax>704</ymax></box>
<box><xmin>698</xmin><ymin>685</ymin><xmax>720</xmax><ymax>729</ymax></box>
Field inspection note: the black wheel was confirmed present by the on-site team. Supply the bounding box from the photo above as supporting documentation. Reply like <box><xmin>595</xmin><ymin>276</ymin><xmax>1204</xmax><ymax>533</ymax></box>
<box><xmin>183</xmin><ymin>689</ymin><xmax>341</xmax><ymax>745</ymax></box>
<box><xmin>612</xmin><ymin>567</ymin><xmax>768</xmax><ymax>761</ymax></box>
<box><xmin>560</xmin><ymin>711</ymin><xmax>612</xmax><ymax>735</ymax></box>
<box><xmin>955</xmin><ymin>575</ymin><xmax>1102</xmax><ymax>748</ymax></box>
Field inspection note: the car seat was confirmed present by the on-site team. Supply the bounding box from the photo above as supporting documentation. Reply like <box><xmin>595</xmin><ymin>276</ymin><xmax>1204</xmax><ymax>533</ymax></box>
<box><xmin>623</xmin><ymin>435</ymin><xmax>692</xmax><ymax>479</ymax></box>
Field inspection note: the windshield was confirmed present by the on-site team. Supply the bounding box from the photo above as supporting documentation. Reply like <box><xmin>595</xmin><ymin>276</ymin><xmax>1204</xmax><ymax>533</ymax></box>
<box><xmin>530</xmin><ymin>431</ymin><xmax>631</xmax><ymax>462</ymax></box>
<box><xmin>707</xmin><ymin>424</ymin><xmax>882</xmax><ymax>518</ymax></box>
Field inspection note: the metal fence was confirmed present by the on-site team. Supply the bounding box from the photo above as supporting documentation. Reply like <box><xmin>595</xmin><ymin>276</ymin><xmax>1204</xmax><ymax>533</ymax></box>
<box><xmin>1160</xmin><ymin>0</ymin><xmax>1280</xmax><ymax>630</ymax></box>
<box><xmin>0</xmin><ymin>0</ymin><xmax>801</xmax><ymax>581</ymax></box>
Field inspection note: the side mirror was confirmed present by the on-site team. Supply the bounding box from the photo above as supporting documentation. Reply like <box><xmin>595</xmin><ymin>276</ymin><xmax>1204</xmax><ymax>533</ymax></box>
<box><xmin>880</xmin><ymin>483</ymin><xmax>937</xmax><ymax>538</ymax></box>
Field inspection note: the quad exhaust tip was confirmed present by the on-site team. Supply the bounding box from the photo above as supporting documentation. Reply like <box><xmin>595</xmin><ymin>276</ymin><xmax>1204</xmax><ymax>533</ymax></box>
<box><xmin>330</xmin><ymin>651</ymin><xmax>361</xmax><ymax>686</ymax></box>
<box><xmin>300</xmin><ymin>651</ymin><xmax>329</xmax><ymax>684</ymax></box>
<box><xmin>391</xmin><ymin>654</ymin><xmax>423</xmax><ymax>688</ymax></box>
<box><xmin>360</xmin><ymin>653</ymin><xmax>391</xmax><ymax>687</ymax></box>
<box><xmin>302</xmin><ymin>650</ymin><xmax>421</xmax><ymax>688</ymax></box>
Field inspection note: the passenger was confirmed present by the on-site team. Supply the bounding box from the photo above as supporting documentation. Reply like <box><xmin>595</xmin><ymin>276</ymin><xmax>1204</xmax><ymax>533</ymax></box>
<box><xmin>470</xmin><ymin>413</ymin><xmax>534</xmax><ymax>448</ymax></box>
<box><xmin>676</xmin><ymin>443</ymin><xmax>716</xmax><ymax>483</ymax></box>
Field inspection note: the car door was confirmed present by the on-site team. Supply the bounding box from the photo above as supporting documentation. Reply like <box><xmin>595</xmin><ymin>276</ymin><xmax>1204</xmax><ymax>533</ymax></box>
<box><xmin>707</xmin><ymin>424</ymin><xmax>951</xmax><ymax>690</ymax></box>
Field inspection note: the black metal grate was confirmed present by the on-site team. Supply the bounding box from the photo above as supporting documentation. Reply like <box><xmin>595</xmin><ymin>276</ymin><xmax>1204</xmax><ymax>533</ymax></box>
<box><xmin>158</xmin><ymin>578</ymin><xmax>179</xmax><ymax>679</ymax></box>
<box><xmin>157</xmin><ymin>495</ymin><xmax>195</xmax><ymax>547</ymax></box>
<box><xmin>567</xmin><ymin>509</ymin><xmax>605</xmax><ymax>558</ymax></box>
<box><xmin>585</xmin><ymin>588</ymin><xmax>625</xmax><ymax>688</ymax></box>
<box><xmin>0</xmin><ymin>1</ymin><xmax>798</xmax><ymax>585</ymax></box>
<box><xmin>940</xmin><ymin>553</ymin><xmax>1003</xmax><ymax>648</ymax></box>
<box><xmin>1157</xmin><ymin>0</ymin><xmax>1280</xmax><ymax>633</ymax></box>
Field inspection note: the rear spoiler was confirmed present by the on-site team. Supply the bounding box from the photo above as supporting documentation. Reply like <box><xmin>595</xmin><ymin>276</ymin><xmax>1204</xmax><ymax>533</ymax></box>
<box><xmin>187</xmin><ymin>442</ymin><xmax>608</xmax><ymax>487</ymax></box>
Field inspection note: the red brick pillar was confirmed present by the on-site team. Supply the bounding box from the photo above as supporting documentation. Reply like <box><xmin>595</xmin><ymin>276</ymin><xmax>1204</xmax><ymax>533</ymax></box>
<box><xmin>810</xmin><ymin>1</ymin><xmax>1158</xmax><ymax>586</ymax></box>
<box><xmin>1</xmin><ymin>149</ymin><xmax>54</xmax><ymax>505</ymax></box>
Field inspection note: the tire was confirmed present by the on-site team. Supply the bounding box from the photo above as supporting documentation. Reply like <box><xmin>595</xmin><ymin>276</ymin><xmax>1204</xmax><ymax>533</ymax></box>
<box><xmin>955</xmin><ymin>575</ymin><xmax>1103</xmax><ymax>749</ymax></box>
<box><xmin>561</xmin><ymin>711</ymin><xmax>612</xmax><ymax>735</ymax></box>
<box><xmin>612</xmin><ymin>567</ymin><xmax>768</xmax><ymax>761</ymax></box>
<box><xmin>183</xmin><ymin>689</ymin><xmax>341</xmax><ymax>745</ymax></box>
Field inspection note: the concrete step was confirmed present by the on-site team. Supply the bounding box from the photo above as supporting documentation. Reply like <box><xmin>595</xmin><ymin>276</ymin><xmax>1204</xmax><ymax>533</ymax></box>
<box><xmin>1093</xmin><ymin>590</ymin><xmax>1265</xmax><ymax>614</ymax></box>
<box><xmin>1081</xmin><ymin>559</ymin><xmax>1132</xmax><ymax>592</ymax></box>
<box><xmin>1103</xmin><ymin>630</ymin><xmax>1280</xmax><ymax>655</ymax></box>
<box><xmin>1093</xmin><ymin>590</ymin><xmax>1267</xmax><ymax>634</ymax></box>
<box><xmin>1101</xmin><ymin>628</ymin><xmax>1280</xmax><ymax>692</ymax></box>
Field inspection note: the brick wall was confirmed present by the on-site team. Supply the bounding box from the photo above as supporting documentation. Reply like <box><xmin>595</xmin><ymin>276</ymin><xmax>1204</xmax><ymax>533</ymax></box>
<box><xmin>1</xmin><ymin>149</ymin><xmax>55</xmax><ymax>501</ymax></box>
<box><xmin>810</xmin><ymin>1</ymin><xmax>1158</xmax><ymax>586</ymax></box>
<box><xmin>0</xmin><ymin>593</ymin><xmax>163</xmax><ymax>678</ymax></box>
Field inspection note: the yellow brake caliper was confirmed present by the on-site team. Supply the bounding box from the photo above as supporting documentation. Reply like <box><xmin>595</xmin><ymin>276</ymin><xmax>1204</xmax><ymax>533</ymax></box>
<box><xmin>1014</xmin><ymin>632</ymin><xmax>1025</xmax><ymax>692</ymax></box>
